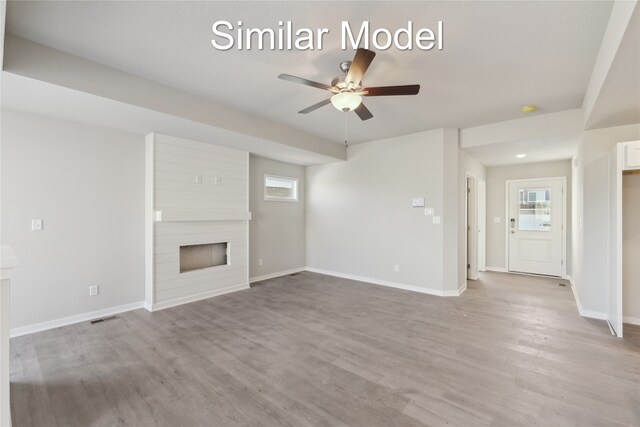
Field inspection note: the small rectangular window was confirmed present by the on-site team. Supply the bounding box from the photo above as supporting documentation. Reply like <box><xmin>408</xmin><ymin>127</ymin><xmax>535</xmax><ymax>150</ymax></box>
<box><xmin>518</xmin><ymin>188</ymin><xmax>552</xmax><ymax>231</ymax></box>
<box><xmin>264</xmin><ymin>174</ymin><xmax>298</xmax><ymax>202</ymax></box>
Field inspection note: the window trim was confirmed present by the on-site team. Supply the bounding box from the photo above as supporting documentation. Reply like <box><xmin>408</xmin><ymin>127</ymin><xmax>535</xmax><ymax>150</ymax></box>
<box><xmin>263</xmin><ymin>173</ymin><xmax>299</xmax><ymax>202</ymax></box>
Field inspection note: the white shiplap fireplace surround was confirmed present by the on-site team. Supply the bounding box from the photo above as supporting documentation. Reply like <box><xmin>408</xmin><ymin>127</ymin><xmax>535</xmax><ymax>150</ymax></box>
<box><xmin>145</xmin><ymin>133</ymin><xmax>251</xmax><ymax>311</ymax></box>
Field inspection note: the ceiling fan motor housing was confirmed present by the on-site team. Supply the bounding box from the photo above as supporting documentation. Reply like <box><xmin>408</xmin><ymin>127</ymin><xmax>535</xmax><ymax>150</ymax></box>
<box><xmin>339</xmin><ymin>61</ymin><xmax>352</xmax><ymax>73</ymax></box>
<box><xmin>277</xmin><ymin>48</ymin><xmax>420</xmax><ymax>122</ymax></box>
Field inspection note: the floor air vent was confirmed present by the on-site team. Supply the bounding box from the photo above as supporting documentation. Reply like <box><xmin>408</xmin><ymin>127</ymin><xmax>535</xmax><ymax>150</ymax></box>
<box><xmin>90</xmin><ymin>315</ymin><xmax>119</xmax><ymax>324</ymax></box>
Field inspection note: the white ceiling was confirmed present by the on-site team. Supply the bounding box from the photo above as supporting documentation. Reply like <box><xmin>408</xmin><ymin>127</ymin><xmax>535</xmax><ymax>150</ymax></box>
<box><xmin>462</xmin><ymin>135</ymin><xmax>581</xmax><ymax>167</ymax></box>
<box><xmin>5</xmin><ymin>1</ymin><xmax>614</xmax><ymax>145</ymax></box>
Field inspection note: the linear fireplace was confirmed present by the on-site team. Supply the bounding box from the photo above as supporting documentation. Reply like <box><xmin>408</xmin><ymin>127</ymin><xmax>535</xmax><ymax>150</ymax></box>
<box><xmin>179</xmin><ymin>242</ymin><xmax>228</xmax><ymax>273</ymax></box>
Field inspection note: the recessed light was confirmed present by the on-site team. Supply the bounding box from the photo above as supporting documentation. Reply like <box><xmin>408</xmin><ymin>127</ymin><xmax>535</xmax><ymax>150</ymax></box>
<box><xmin>516</xmin><ymin>153</ymin><xmax>527</xmax><ymax>158</ymax></box>
<box><xmin>521</xmin><ymin>105</ymin><xmax>537</xmax><ymax>113</ymax></box>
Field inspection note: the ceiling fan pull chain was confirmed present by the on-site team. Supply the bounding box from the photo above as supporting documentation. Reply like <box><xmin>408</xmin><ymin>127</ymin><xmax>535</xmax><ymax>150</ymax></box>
<box><xmin>344</xmin><ymin>112</ymin><xmax>349</xmax><ymax>148</ymax></box>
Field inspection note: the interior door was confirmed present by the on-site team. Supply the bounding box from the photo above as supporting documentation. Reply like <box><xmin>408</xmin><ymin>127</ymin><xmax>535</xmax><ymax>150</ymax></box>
<box><xmin>508</xmin><ymin>178</ymin><xmax>564</xmax><ymax>276</ymax></box>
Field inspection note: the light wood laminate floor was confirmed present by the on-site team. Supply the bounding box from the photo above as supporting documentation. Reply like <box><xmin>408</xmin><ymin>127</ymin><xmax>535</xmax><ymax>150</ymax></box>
<box><xmin>11</xmin><ymin>272</ymin><xmax>640</xmax><ymax>426</ymax></box>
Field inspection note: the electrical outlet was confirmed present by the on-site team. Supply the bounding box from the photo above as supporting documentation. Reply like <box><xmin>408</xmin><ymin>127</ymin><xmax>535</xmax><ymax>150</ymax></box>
<box><xmin>89</xmin><ymin>285</ymin><xmax>99</xmax><ymax>296</ymax></box>
<box><xmin>258</xmin><ymin>258</ymin><xmax>263</xmax><ymax>266</ymax></box>
<box><xmin>394</xmin><ymin>264</ymin><xmax>400</xmax><ymax>272</ymax></box>
<box><xmin>214</xmin><ymin>177</ymin><xmax>222</xmax><ymax>185</ymax></box>
<box><xmin>424</xmin><ymin>208</ymin><xmax>434</xmax><ymax>216</ymax></box>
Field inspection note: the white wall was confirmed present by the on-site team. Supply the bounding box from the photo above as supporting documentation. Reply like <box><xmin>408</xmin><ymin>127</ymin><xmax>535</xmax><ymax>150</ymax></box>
<box><xmin>573</xmin><ymin>124</ymin><xmax>640</xmax><ymax>316</ymax></box>
<box><xmin>485</xmin><ymin>160</ymin><xmax>572</xmax><ymax>273</ymax></box>
<box><xmin>306</xmin><ymin>129</ymin><xmax>468</xmax><ymax>296</ymax></box>
<box><xmin>1</xmin><ymin>109</ymin><xmax>145</xmax><ymax>331</ymax></box>
<box><xmin>249</xmin><ymin>155</ymin><xmax>306</xmax><ymax>281</ymax></box>
<box><xmin>623</xmin><ymin>173</ymin><xmax>640</xmax><ymax>324</ymax></box>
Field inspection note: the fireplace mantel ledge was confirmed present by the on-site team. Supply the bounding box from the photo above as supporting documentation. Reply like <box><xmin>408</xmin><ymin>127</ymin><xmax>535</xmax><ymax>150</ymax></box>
<box><xmin>1</xmin><ymin>245</ymin><xmax>19</xmax><ymax>281</ymax></box>
<box><xmin>154</xmin><ymin>210</ymin><xmax>251</xmax><ymax>222</ymax></box>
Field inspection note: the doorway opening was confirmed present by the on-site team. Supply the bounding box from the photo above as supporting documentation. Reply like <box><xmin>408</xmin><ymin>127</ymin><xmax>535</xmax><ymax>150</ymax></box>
<box><xmin>609</xmin><ymin>140</ymin><xmax>640</xmax><ymax>338</ymax></box>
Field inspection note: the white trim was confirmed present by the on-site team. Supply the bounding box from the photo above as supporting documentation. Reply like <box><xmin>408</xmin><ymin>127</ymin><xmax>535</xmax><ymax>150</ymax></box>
<box><xmin>570</xmin><ymin>284</ymin><xmax>608</xmax><ymax>320</ymax></box>
<box><xmin>147</xmin><ymin>283</ymin><xmax>249</xmax><ymax>312</ymax></box>
<box><xmin>10</xmin><ymin>301</ymin><xmax>145</xmax><ymax>338</ymax></box>
<box><xmin>305</xmin><ymin>267</ymin><xmax>463</xmax><ymax>297</ymax></box>
<box><xmin>609</xmin><ymin>143</ymin><xmax>624</xmax><ymax>337</ymax></box>
<box><xmin>250</xmin><ymin>267</ymin><xmax>305</xmax><ymax>284</ymax></box>
<box><xmin>581</xmin><ymin>310</ymin><xmax>608</xmax><ymax>320</ymax></box>
<box><xmin>154</xmin><ymin>210</ymin><xmax>251</xmax><ymax>222</ymax></box>
<box><xmin>478</xmin><ymin>178</ymin><xmax>487</xmax><ymax>272</ymax></box>
<box><xmin>623</xmin><ymin>316</ymin><xmax>640</xmax><ymax>326</ymax></box>
<box><xmin>485</xmin><ymin>266</ymin><xmax>507</xmax><ymax>273</ymax></box>
<box><xmin>458</xmin><ymin>282</ymin><xmax>468</xmax><ymax>295</ymax></box>
<box><xmin>144</xmin><ymin>133</ymin><xmax>155</xmax><ymax>310</ymax></box>
<box><xmin>465</xmin><ymin>172</ymin><xmax>479</xmax><ymax>281</ymax></box>
<box><xmin>0</xmin><ymin>245</ymin><xmax>19</xmax><ymax>280</ymax></box>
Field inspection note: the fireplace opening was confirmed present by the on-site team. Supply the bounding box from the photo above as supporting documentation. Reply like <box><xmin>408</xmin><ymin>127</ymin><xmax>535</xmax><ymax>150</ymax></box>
<box><xmin>180</xmin><ymin>242</ymin><xmax>228</xmax><ymax>273</ymax></box>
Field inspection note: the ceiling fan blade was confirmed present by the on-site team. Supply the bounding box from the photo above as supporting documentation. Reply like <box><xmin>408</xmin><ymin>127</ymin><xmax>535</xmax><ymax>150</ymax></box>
<box><xmin>345</xmin><ymin>48</ymin><xmax>376</xmax><ymax>88</ymax></box>
<box><xmin>354</xmin><ymin>103</ymin><xmax>373</xmax><ymax>121</ymax></box>
<box><xmin>299</xmin><ymin>99</ymin><xmax>331</xmax><ymax>114</ymax></box>
<box><xmin>363</xmin><ymin>85</ymin><xmax>420</xmax><ymax>96</ymax></box>
<box><xmin>278</xmin><ymin>74</ymin><xmax>332</xmax><ymax>91</ymax></box>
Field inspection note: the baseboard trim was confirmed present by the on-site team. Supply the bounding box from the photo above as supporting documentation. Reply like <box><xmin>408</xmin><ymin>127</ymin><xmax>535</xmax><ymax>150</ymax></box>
<box><xmin>147</xmin><ymin>283</ymin><xmax>249</xmax><ymax>312</ymax></box>
<box><xmin>570</xmin><ymin>284</ymin><xmax>608</xmax><ymax>320</ymax></box>
<box><xmin>485</xmin><ymin>266</ymin><xmax>507</xmax><ymax>273</ymax></box>
<box><xmin>458</xmin><ymin>282</ymin><xmax>468</xmax><ymax>296</ymax></box>
<box><xmin>581</xmin><ymin>310</ymin><xmax>608</xmax><ymax>320</ymax></box>
<box><xmin>10</xmin><ymin>301</ymin><xmax>145</xmax><ymax>338</ymax></box>
<box><xmin>305</xmin><ymin>267</ymin><xmax>463</xmax><ymax>297</ymax></box>
<box><xmin>250</xmin><ymin>267</ymin><xmax>305</xmax><ymax>284</ymax></box>
<box><xmin>623</xmin><ymin>316</ymin><xmax>640</xmax><ymax>326</ymax></box>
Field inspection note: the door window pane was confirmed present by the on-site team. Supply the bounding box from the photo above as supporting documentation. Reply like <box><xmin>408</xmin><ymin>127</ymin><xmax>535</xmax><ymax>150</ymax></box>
<box><xmin>518</xmin><ymin>188</ymin><xmax>551</xmax><ymax>231</ymax></box>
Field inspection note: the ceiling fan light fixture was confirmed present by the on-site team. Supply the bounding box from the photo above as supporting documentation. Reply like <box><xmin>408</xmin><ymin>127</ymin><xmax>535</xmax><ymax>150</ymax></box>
<box><xmin>331</xmin><ymin>92</ymin><xmax>362</xmax><ymax>112</ymax></box>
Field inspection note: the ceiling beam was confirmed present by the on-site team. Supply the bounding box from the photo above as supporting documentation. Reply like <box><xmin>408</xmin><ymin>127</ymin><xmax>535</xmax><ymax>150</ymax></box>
<box><xmin>582</xmin><ymin>0</ymin><xmax>639</xmax><ymax>128</ymax></box>
<box><xmin>459</xmin><ymin>109</ymin><xmax>583</xmax><ymax>149</ymax></box>
<box><xmin>2</xmin><ymin>35</ymin><xmax>346</xmax><ymax>164</ymax></box>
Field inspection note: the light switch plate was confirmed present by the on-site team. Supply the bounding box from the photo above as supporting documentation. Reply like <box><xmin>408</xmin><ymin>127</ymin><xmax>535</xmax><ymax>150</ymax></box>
<box><xmin>432</xmin><ymin>216</ymin><xmax>441</xmax><ymax>224</ymax></box>
<box><xmin>412</xmin><ymin>198</ymin><xmax>425</xmax><ymax>207</ymax></box>
<box><xmin>31</xmin><ymin>219</ymin><xmax>43</xmax><ymax>231</ymax></box>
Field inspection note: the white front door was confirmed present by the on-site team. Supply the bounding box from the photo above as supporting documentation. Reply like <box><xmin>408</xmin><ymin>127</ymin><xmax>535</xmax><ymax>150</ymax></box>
<box><xmin>508</xmin><ymin>178</ymin><xmax>564</xmax><ymax>277</ymax></box>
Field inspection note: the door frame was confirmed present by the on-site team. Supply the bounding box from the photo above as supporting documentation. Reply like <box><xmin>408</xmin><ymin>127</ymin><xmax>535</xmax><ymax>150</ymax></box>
<box><xmin>466</xmin><ymin>173</ymin><xmax>479</xmax><ymax>281</ymax></box>
<box><xmin>609</xmin><ymin>143</ymin><xmax>624</xmax><ymax>337</ymax></box>
<box><xmin>504</xmin><ymin>176</ymin><xmax>567</xmax><ymax>278</ymax></box>
<box><xmin>478</xmin><ymin>178</ymin><xmax>487</xmax><ymax>272</ymax></box>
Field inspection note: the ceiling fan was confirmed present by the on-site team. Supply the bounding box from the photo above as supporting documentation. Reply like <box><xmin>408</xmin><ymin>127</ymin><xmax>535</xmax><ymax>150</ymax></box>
<box><xmin>278</xmin><ymin>48</ymin><xmax>420</xmax><ymax>121</ymax></box>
